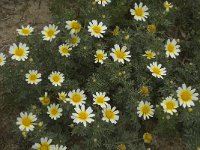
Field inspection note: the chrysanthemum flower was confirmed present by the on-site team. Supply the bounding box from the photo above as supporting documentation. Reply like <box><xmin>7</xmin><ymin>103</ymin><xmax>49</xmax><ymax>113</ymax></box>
<box><xmin>9</xmin><ymin>43</ymin><xmax>29</xmax><ymax>61</ymax></box>
<box><xmin>65</xmin><ymin>20</ymin><xmax>81</xmax><ymax>34</ymax></box>
<box><xmin>161</xmin><ymin>96</ymin><xmax>178</xmax><ymax>115</ymax></box>
<box><xmin>147</xmin><ymin>24</ymin><xmax>156</xmax><ymax>33</ymax></box>
<box><xmin>143</xmin><ymin>132</ymin><xmax>153</xmax><ymax>143</ymax></box>
<box><xmin>143</xmin><ymin>50</ymin><xmax>156</xmax><ymax>59</ymax></box>
<box><xmin>32</xmin><ymin>137</ymin><xmax>53</xmax><ymax>150</ymax></box>
<box><xmin>25</xmin><ymin>70</ymin><xmax>42</xmax><ymax>85</ymax></box>
<box><xmin>177</xmin><ymin>84</ymin><xmax>199</xmax><ymax>108</ymax></box>
<box><xmin>147</xmin><ymin>62</ymin><xmax>166</xmax><ymax>79</ymax></box>
<box><xmin>165</xmin><ymin>39</ymin><xmax>181</xmax><ymax>58</ymax></box>
<box><xmin>93</xmin><ymin>92</ymin><xmax>110</xmax><ymax>108</ymax></box>
<box><xmin>88</xmin><ymin>20</ymin><xmax>107</xmax><ymax>38</ymax></box>
<box><xmin>16</xmin><ymin>112</ymin><xmax>37</xmax><ymax>131</ymax></box>
<box><xmin>110</xmin><ymin>44</ymin><xmax>131</xmax><ymax>64</ymax></box>
<box><xmin>48</xmin><ymin>71</ymin><xmax>65</xmax><ymax>86</ymax></box>
<box><xmin>67</xmin><ymin>89</ymin><xmax>86</xmax><ymax>106</ymax></box>
<box><xmin>140</xmin><ymin>86</ymin><xmax>150</xmax><ymax>97</ymax></box>
<box><xmin>164</xmin><ymin>1</ymin><xmax>173</xmax><ymax>12</ymax></box>
<box><xmin>58</xmin><ymin>92</ymin><xmax>67</xmax><ymax>103</ymax></box>
<box><xmin>137</xmin><ymin>101</ymin><xmax>154</xmax><ymax>120</ymax></box>
<box><xmin>41</xmin><ymin>24</ymin><xmax>60</xmax><ymax>42</ymax></box>
<box><xmin>0</xmin><ymin>53</ymin><xmax>6</xmax><ymax>66</ymax></box>
<box><xmin>71</xmin><ymin>105</ymin><xmax>95</xmax><ymax>127</ymax></box>
<box><xmin>47</xmin><ymin>103</ymin><xmax>63</xmax><ymax>120</ymax></box>
<box><xmin>59</xmin><ymin>44</ymin><xmax>72</xmax><ymax>57</ymax></box>
<box><xmin>102</xmin><ymin>104</ymin><xmax>119</xmax><ymax>124</ymax></box>
<box><xmin>50</xmin><ymin>144</ymin><xmax>67</xmax><ymax>150</ymax></box>
<box><xmin>68</xmin><ymin>34</ymin><xmax>80</xmax><ymax>47</ymax></box>
<box><xmin>130</xmin><ymin>2</ymin><xmax>149</xmax><ymax>21</ymax></box>
<box><xmin>39</xmin><ymin>92</ymin><xmax>50</xmax><ymax>106</ymax></box>
<box><xmin>95</xmin><ymin>0</ymin><xmax>111</xmax><ymax>6</ymax></box>
<box><xmin>17</xmin><ymin>25</ymin><xmax>34</xmax><ymax>36</ymax></box>
<box><xmin>94</xmin><ymin>50</ymin><xmax>108</xmax><ymax>64</ymax></box>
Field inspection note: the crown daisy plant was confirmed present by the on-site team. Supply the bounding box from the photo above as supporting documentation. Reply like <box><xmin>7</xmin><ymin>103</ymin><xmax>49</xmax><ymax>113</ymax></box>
<box><xmin>9</xmin><ymin>43</ymin><xmax>29</xmax><ymax>61</ymax></box>
<box><xmin>160</xmin><ymin>96</ymin><xmax>179</xmax><ymax>115</ymax></box>
<box><xmin>58</xmin><ymin>44</ymin><xmax>72</xmax><ymax>57</ymax></box>
<box><xmin>17</xmin><ymin>25</ymin><xmax>34</xmax><ymax>36</ymax></box>
<box><xmin>95</xmin><ymin>0</ymin><xmax>111</xmax><ymax>6</ymax></box>
<box><xmin>143</xmin><ymin>50</ymin><xmax>156</xmax><ymax>59</ymax></box>
<box><xmin>16</xmin><ymin>112</ymin><xmax>37</xmax><ymax>132</ymax></box>
<box><xmin>58</xmin><ymin>92</ymin><xmax>67</xmax><ymax>103</ymax></box>
<box><xmin>147</xmin><ymin>62</ymin><xmax>167</xmax><ymax>79</ymax></box>
<box><xmin>47</xmin><ymin>103</ymin><xmax>63</xmax><ymax>120</ymax></box>
<box><xmin>137</xmin><ymin>101</ymin><xmax>154</xmax><ymax>120</ymax></box>
<box><xmin>67</xmin><ymin>89</ymin><xmax>86</xmax><ymax>106</ymax></box>
<box><xmin>130</xmin><ymin>2</ymin><xmax>149</xmax><ymax>21</ymax></box>
<box><xmin>71</xmin><ymin>105</ymin><xmax>95</xmax><ymax>127</ymax></box>
<box><xmin>93</xmin><ymin>92</ymin><xmax>110</xmax><ymax>108</ymax></box>
<box><xmin>0</xmin><ymin>53</ymin><xmax>6</xmax><ymax>66</ymax></box>
<box><xmin>68</xmin><ymin>34</ymin><xmax>80</xmax><ymax>47</ymax></box>
<box><xmin>110</xmin><ymin>44</ymin><xmax>131</xmax><ymax>64</ymax></box>
<box><xmin>65</xmin><ymin>20</ymin><xmax>81</xmax><ymax>34</ymax></box>
<box><xmin>41</xmin><ymin>24</ymin><xmax>60</xmax><ymax>42</ymax></box>
<box><xmin>94</xmin><ymin>50</ymin><xmax>108</xmax><ymax>64</ymax></box>
<box><xmin>165</xmin><ymin>39</ymin><xmax>181</xmax><ymax>58</ymax></box>
<box><xmin>25</xmin><ymin>70</ymin><xmax>42</xmax><ymax>85</ymax></box>
<box><xmin>39</xmin><ymin>92</ymin><xmax>51</xmax><ymax>106</ymax></box>
<box><xmin>102</xmin><ymin>104</ymin><xmax>119</xmax><ymax>124</ymax></box>
<box><xmin>164</xmin><ymin>1</ymin><xmax>173</xmax><ymax>12</ymax></box>
<box><xmin>32</xmin><ymin>137</ymin><xmax>53</xmax><ymax>150</ymax></box>
<box><xmin>176</xmin><ymin>84</ymin><xmax>199</xmax><ymax>108</ymax></box>
<box><xmin>88</xmin><ymin>20</ymin><xmax>107</xmax><ymax>38</ymax></box>
<box><xmin>48</xmin><ymin>71</ymin><xmax>65</xmax><ymax>86</ymax></box>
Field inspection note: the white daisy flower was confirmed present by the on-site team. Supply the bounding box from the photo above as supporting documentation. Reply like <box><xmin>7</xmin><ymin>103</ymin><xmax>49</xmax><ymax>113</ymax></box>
<box><xmin>95</xmin><ymin>0</ymin><xmax>111</xmax><ymax>6</ymax></box>
<box><xmin>0</xmin><ymin>53</ymin><xmax>6</xmax><ymax>66</ymax></box>
<box><xmin>137</xmin><ymin>101</ymin><xmax>154</xmax><ymax>120</ymax></box>
<box><xmin>59</xmin><ymin>44</ymin><xmax>72</xmax><ymax>57</ymax></box>
<box><xmin>67</xmin><ymin>89</ymin><xmax>86</xmax><ymax>106</ymax></box>
<box><xmin>58</xmin><ymin>91</ymin><xmax>67</xmax><ymax>103</ymax></box>
<box><xmin>41</xmin><ymin>24</ymin><xmax>60</xmax><ymax>42</ymax></box>
<box><xmin>130</xmin><ymin>2</ymin><xmax>149</xmax><ymax>21</ymax></box>
<box><xmin>47</xmin><ymin>103</ymin><xmax>63</xmax><ymax>120</ymax></box>
<box><xmin>165</xmin><ymin>39</ymin><xmax>181</xmax><ymax>58</ymax></box>
<box><xmin>17</xmin><ymin>25</ymin><xmax>34</xmax><ymax>36</ymax></box>
<box><xmin>110</xmin><ymin>44</ymin><xmax>131</xmax><ymax>64</ymax></box>
<box><xmin>50</xmin><ymin>144</ymin><xmax>67</xmax><ymax>150</ymax></box>
<box><xmin>16</xmin><ymin>112</ymin><xmax>37</xmax><ymax>132</ymax></box>
<box><xmin>68</xmin><ymin>34</ymin><xmax>80</xmax><ymax>47</ymax></box>
<box><xmin>88</xmin><ymin>20</ymin><xmax>107</xmax><ymax>38</ymax></box>
<box><xmin>94</xmin><ymin>50</ymin><xmax>108</xmax><ymax>64</ymax></box>
<box><xmin>39</xmin><ymin>92</ymin><xmax>50</xmax><ymax>106</ymax></box>
<box><xmin>9</xmin><ymin>43</ymin><xmax>29</xmax><ymax>61</ymax></box>
<box><xmin>102</xmin><ymin>104</ymin><xmax>119</xmax><ymax>124</ymax></box>
<box><xmin>147</xmin><ymin>62</ymin><xmax>167</xmax><ymax>79</ymax></box>
<box><xmin>177</xmin><ymin>84</ymin><xmax>199</xmax><ymax>108</ymax></box>
<box><xmin>93</xmin><ymin>92</ymin><xmax>110</xmax><ymax>108</ymax></box>
<box><xmin>25</xmin><ymin>70</ymin><xmax>42</xmax><ymax>85</ymax></box>
<box><xmin>32</xmin><ymin>137</ymin><xmax>53</xmax><ymax>150</ymax></box>
<box><xmin>71</xmin><ymin>105</ymin><xmax>95</xmax><ymax>127</ymax></box>
<box><xmin>48</xmin><ymin>71</ymin><xmax>65</xmax><ymax>86</ymax></box>
<box><xmin>161</xmin><ymin>96</ymin><xmax>178</xmax><ymax>115</ymax></box>
<box><xmin>65</xmin><ymin>20</ymin><xmax>81</xmax><ymax>34</ymax></box>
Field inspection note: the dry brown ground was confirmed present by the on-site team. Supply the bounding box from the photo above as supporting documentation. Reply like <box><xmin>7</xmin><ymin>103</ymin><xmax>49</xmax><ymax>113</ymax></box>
<box><xmin>0</xmin><ymin>0</ymin><xmax>52</xmax><ymax>149</ymax></box>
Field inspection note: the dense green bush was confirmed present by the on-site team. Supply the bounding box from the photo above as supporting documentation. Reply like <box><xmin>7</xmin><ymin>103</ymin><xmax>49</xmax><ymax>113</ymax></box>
<box><xmin>1</xmin><ymin>0</ymin><xmax>200</xmax><ymax>149</ymax></box>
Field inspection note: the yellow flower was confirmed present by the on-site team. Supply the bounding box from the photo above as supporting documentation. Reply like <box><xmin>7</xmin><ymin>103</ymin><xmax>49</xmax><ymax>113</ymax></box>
<box><xmin>140</xmin><ymin>86</ymin><xmax>150</xmax><ymax>97</ymax></box>
<box><xmin>160</xmin><ymin>96</ymin><xmax>178</xmax><ymax>115</ymax></box>
<box><xmin>59</xmin><ymin>44</ymin><xmax>72</xmax><ymax>57</ymax></box>
<box><xmin>112</xmin><ymin>26</ymin><xmax>120</xmax><ymax>36</ymax></box>
<box><xmin>67</xmin><ymin>89</ymin><xmax>86</xmax><ymax>106</ymax></box>
<box><xmin>143</xmin><ymin>50</ymin><xmax>156</xmax><ymax>59</ymax></box>
<box><xmin>39</xmin><ymin>92</ymin><xmax>50</xmax><ymax>106</ymax></box>
<box><xmin>147</xmin><ymin>62</ymin><xmax>167</xmax><ymax>79</ymax></box>
<box><xmin>130</xmin><ymin>2</ymin><xmax>149</xmax><ymax>21</ymax></box>
<box><xmin>32</xmin><ymin>137</ymin><xmax>52</xmax><ymax>150</ymax></box>
<box><xmin>93</xmin><ymin>92</ymin><xmax>110</xmax><ymax>108</ymax></box>
<box><xmin>117</xmin><ymin>144</ymin><xmax>126</xmax><ymax>150</ymax></box>
<box><xmin>143</xmin><ymin>132</ymin><xmax>153</xmax><ymax>143</ymax></box>
<box><xmin>58</xmin><ymin>92</ymin><xmax>67</xmax><ymax>102</ymax></box>
<box><xmin>147</xmin><ymin>24</ymin><xmax>156</xmax><ymax>33</ymax></box>
<box><xmin>102</xmin><ymin>104</ymin><xmax>119</xmax><ymax>124</ymax></box>
<box><xmin>88</xmin><ymin>20</ymin><xmax>107</xmax><ymax>38</ymax></box>
<box><xmin>164</xmin><ymin>1</ymin><xmax>173</xmax><ymax>12</ymax></box>
<box><xmin>48</xmin><ymin>71</ymin><xmax>65</xmax><ymax>86</ymax></box>
<box><xmin>41</xmin><ymin>24</ymin><xmax>60</xmax><ymax>42</ymax></box>
<box><xmin>47</xmin><ymin>103</ymin><xmax>63</xmax><ymax>120</ymax></box>
<box><xmin>65</xmin><ymin>20</ymin><xmax>81</xmax><ymax>34</ymax></box>
<box><xmin>9</xmin><ymin>43</ymin><xmax>29</xmax><ymax>61</ymax></box>
<box><xmin>17</xmin><ymin>25</ymin><xmax>34</xmax><ymax>36</ymax></box>
<box><xmin>0</xmin><ymin>53</ymin><xmax>6</xmax><ymax>66</ymax></box>
<box><xmin>25</xmin><ymin>70</ymin><xmax>42</xmax><ymax>85</ymax></box>
<box><xmin>94</xmin><ymin>50</ymin><xmax>108</xmax><ymax>64</ymax></box>
<box><xmin>137</xmin><ymin>101</ymin><xmax>154</xmax><ymax>120</ymax></box>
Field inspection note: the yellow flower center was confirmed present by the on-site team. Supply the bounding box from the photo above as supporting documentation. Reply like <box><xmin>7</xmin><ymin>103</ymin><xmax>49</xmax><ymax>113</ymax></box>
<box><xmin>52</xmin><ymin>75</ymin><xmax>60</xmax><ymax>82</ymax></box>
<box><xmin>71</xmin><ymin>37</ymin><xmax>78</xmax><ymax>44</ymax></box>
<box><xmin>96</xmin><ymin>96</ymin><xmax>105</xmax><ymax>104</ymax></box>
<box><xmin>152</xmin><ymin>67</ymin><xmax>161</xmax><ymax>75</ymax></box>
<box><xmin>40</xmin><ymin>143</ymin><xmax>49</xmax><ymax>150</ymax></box>
<box><xmin>92</xmin><ymin>26</ymin><xmax>101</xmax><ymax>34</ymax></box>
<box><xmin>71</xmin><ymin>22</ymin><xmax>81</xmax><ymax>30</ymax></box>
<box><xmin>164</xmin><ymin>3</ymin><xmax>171</xmax><ymax>9</ymax></box>
<box><xmin>135</xmin><ymin>7</ymin><xmax>144</xmax><ymax>17</ymax></box>
<box><xmin>71</xmin><ymin>94</ymin><xmax>82</xmax><ymax>103</ymax></box>
<box><xmin>21</xmin><ymin>28</ymin><xmax>30</xmax><ymax>35</ymax></box>
<box><xmin>29</xmin><ymin>74</ymin><xmax>37</xmax><ymax>81</ymax></box>
<box><xmin>78</xmin><ymin>111</ymin><xmax>88</xmax><ymax>120</ymax></box>
<box><xmin>143</xmin><ymin>133</ymin><xmax>153</xmax><ymax>143</ymax></box>
<box><xmin>59</xmin><ymin>95</ymin><xmax>66</xmax><ymax>101</ymax></box>
<box><xmin>61</xmin><ymin>47</ymin><xmax>69</xmax><ymax>54</ymax></box>
<box><xmin>14</xmin><ymin>47</ymin><xmax>25</xmax><ymax>57</ymax></box>
<box><xmin>105</xmin><ymin>110</ymin><xmax>115</xmax><ymax>119</ymax></box>
<box><xmin>166</xmin><ymin>101</ymin><xmax>175</xmax><ymax>110</ymax></box>
<box><xmin>167</xmin><ymin>43</ymin><xmax>175</xmax><ymax>53</ymax></box>
<box><xmin>97</xmin><ymin>53</ymin><xmax>104</xmax><ymax>60</ymax></box>
<box><xmin>140</xmin><ymin>86</ymin><xmax>149</xmax><ymax>97</ymax></box>
<box><xmin>141</xmin><ymin>105</ymin><xmax>150</xmax><ymax>115</ymax></box>
<box><xmin>116</xmin><ymin>50</ymin><xmax>125</xmax><ymax>59</ymax></box>
<box><xmin>22</xmin><ymin>117</ymin><xmax>32</xmax><ymax>127</ymax></box>
<box><xmin>0</xmin><ymin>57</ymin><xmax>2</xmax><ymax>63</ymax></box>
<box><xmin>47</xmin><ymin>29</ymin><xmax>55</xmax><ymax>37</ymax></box>
<box><xmin>50</xmin><ymin>108</ymin><xmax>58</xmax><ymax>116</ymax></box>
<box><xmin>180</xmin><ymin>90</ymin><xmax>192</xmax><ymax>102</ymax></box>
<box><xmin>147</xmin><ymin>24</ymin><xmax>156</xmax><ymax>33</ymax></box>
<box><xmin>42</xmin><ymin>97</ymin><xmax>50</xmax><ymax>105</ymax></box>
